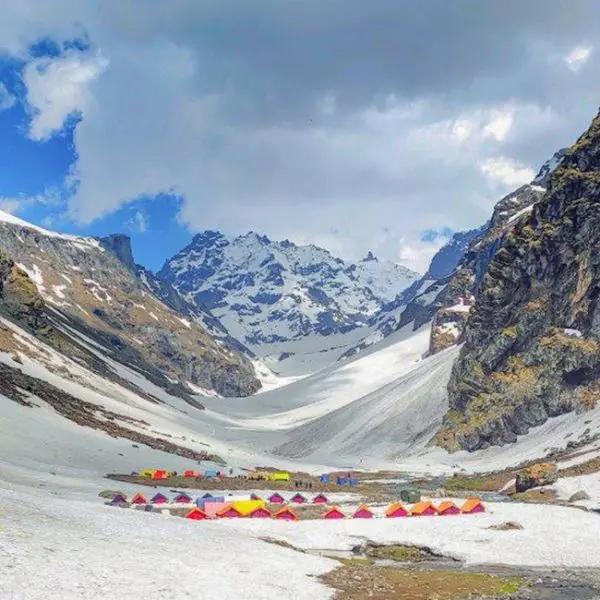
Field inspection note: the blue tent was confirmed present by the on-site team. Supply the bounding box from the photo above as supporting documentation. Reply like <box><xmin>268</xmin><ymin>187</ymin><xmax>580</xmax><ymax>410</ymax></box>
<box><xmin>201</xmin><ymin>493</ymin><xmax>213</xmax><ymax>499</ymax></box>
<box><xmin>320</xmin><ymin>473</ymin><xmax>330</xmax><ymax>484</ymax></box>
<box><xmin>336</xmin><ymin>476</ymin><xmax>348</xmax><ymax>486</ymax></box>
<box><xmin>349</xmin><ymin>477</ymin><xmax>358</xmax><ymax>487</ymax></box>
<box><xmin>204</xmin><ymin>470</ymin><xmax>219</xmax><ymax>478</ymax></box>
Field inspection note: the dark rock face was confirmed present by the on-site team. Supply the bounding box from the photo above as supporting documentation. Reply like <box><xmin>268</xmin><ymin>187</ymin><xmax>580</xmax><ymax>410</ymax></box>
<box><xmin>98</xmin><ymin>234</ymin><xmax>137</xmax><ymax>273</ymax></box>
<box><xmin>428</xmin><ymin>184</ymin><xmax>546</xmax><ymax>355</ymax></box>
<box><xmin>515</xmin><ymin>463</ymin><xmax>558</xmax><ymax>493</ymax></box>
<box><xmin>427</xmin><ymin>226</ymin><xmax>487</xmax><ymax>280</ymax></box>
<box><xmin>438</xmin><ymin>109</ymin><xmax>600</xmax><ymax>452</ymax></box>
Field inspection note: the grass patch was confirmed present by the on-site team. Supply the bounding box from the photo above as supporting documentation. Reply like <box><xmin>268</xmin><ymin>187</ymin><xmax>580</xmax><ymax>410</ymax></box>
<box><xmin>509</xmin><ymin>488</ymin><xmax>557</xmax><ymax>504</ymax></box>
<box><xmin>444</xmin><ymin>471</ymin><xmax>513</xmax><ymax>493</ymax></box>
<box><xmin>365</xmin><ymin>545</ymin><xmax>434</xmax><ymax>563</ymax></box>
<box><xmin>321</xmin><ymin>564</ymin><xmax>525</xmax><ymax>600</ymax></box>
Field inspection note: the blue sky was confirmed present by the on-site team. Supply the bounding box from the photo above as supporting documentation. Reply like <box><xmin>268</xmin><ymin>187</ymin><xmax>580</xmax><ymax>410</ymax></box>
<box><xmin>1</xmin><ymin>2</ymin><xmax>600</xmax><ymax>273</ymax></box>
<box><xmin>0</xmin><ymin>47</ymin><xmax>194</xmax><ymax>271</ymax></box>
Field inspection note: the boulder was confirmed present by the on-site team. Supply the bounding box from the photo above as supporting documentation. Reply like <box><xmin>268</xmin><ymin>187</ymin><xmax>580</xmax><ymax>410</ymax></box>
<box><xmin>488</xmin><ymin>521</ymin><xmax>523</xmax><ymax>531</ymax></box>
<box><xmin>515</xmin><ymin>463</ymin><xmax>558</xmax><ymax>493</ymax></box>
<box><xmin>568</xmin><ymin>490</ymin><xmax>591</xmax><ymax>503</ymax></box>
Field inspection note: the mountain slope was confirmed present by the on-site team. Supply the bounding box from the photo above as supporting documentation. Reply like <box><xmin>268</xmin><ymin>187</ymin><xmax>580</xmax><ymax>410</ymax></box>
<box><xmin>0</xmin><ymin>212</ymin><xmax>260</xmax><ymax>397</ymax></box>
<box><xmin>158</xmin><ymin>231</ymin><xmax>419</xmax><ymax>350</ymax></box>
<box><xmin>438</xmin><ymin>109</ymin><xmax>600</xmax><ymax>452</ymax></box>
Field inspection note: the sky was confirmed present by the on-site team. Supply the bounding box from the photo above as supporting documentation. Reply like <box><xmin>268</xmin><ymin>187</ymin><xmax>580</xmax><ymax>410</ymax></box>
<box><xmin>0</xmin><ymin>1</ymin><xmax>600</xmax><ymax>273</ymax></box>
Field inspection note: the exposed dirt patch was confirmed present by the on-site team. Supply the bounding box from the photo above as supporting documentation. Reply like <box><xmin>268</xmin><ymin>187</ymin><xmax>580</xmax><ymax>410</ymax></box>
<box><xmin>321</xmin><ymin>564</ymin><xmax>524</xmax><ymax>600</ymax></box>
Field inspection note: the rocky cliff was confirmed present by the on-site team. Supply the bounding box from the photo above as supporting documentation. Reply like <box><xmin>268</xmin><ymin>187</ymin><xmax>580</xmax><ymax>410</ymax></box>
<box><xmin>437</xmin><ymin>108</ymin><xmax>600</xmax><ymax>452</ymax></box>
<box><xmin>0</xmin><ymin>213</ymin><xmax>260</xmax><ymax>397</ymax></box>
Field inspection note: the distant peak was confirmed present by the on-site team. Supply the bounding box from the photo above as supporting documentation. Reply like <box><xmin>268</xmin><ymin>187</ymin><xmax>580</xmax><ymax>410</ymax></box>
<box><xmin>362</xmin><ymin>251</ymin><xmax>377</xmax><ymax>262</ymax></box>
<box><xmin>191</xmin><ymin>230</ymin><xmax>226</xmax><ymax>245</ymax></box>
<box><xmin>98</xmin><ymin>233</ymin><xmax>136</xmax><ymax>273</ymax></box>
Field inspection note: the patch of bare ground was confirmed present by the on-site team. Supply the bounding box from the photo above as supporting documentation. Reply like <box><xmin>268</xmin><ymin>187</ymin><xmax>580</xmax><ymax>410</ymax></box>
<box><xmin>508</xmin><ymin>488</ymin><xmax>558</xmax><ymax>504</ymax></box>
<box><xmin>321</xmin><ymin>564</ymin><xmax>524</xmax><ymax>600</ymax></box>
<box><xmin>560</xmin><ymin>456</ymin><xmax>600</xmax><ymax>478</ymax></box>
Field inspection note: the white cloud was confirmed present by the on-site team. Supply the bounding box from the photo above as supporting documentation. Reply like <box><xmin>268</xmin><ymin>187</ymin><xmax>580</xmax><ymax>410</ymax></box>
<box><xmin>0</xmin><ymin>197</ymin><xmax>21</xmax><ymax>214</ymax></box>
<box><xmin>483</xmin><ymin>107</ymin><xmax>515</xmax><ymax>141</ymax></box>
<box><xmin>24</xmin><ymin>50</ymin><xmax>108</xmax><ymax>141</ymax></box>
<box><xmin>479</xmin><ymin>157</ymin><xmax>535</xmax><ymax>189</ymax></box>
<box><xmin>127</xmin><ymin>209</ymin><xmax>148</xmax><ymax>233</ymax></box>
<box><xmin>564</xmin><ymin>45</ymin><xmax>592</xmax><ymax>71</ymax></box>
<box><xmin>0</xmin><ymin>82</ymin><xmax>15</xmax><ymax>111</ymax></box>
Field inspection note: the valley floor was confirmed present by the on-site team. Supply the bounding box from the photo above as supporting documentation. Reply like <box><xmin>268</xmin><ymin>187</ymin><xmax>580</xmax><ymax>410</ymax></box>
<box><xmin>4</xmin><ymin>321</ymin><xmax>600</xmax><ymax>598</ymax></box>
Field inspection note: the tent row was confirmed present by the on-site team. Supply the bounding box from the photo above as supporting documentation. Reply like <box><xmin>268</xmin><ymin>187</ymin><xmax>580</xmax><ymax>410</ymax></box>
<box><xmin>110</xmin><ymin>492</ymin><xmax>334</xmax><ymax>506</ymax></box>
<box><xmin>110</xmin><ymin>493</ymin><xmax>484</xmax><ymax>520</ymax></box>
<box><xmin>138</xmin><ymin>469</ymin><xmax>224</xmax><ymax>480</ymax></box>
<box><xmin>184</xmin><ymin>499</ymin><xmax>485</xmax><ymax>521</ymax></box>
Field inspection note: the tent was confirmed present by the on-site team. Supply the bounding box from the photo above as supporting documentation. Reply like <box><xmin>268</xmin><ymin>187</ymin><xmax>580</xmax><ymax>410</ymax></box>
<box><xmin>312</xmin><ymin>494</ymin><xmax>329</xmax><ymax>504</ymax></box>
<box><xmin>249</xmin><ymin>506</ymin><xmax>272</xmax><ymax>519</ymax></box>
<box><xmin>250</xmin><ymin>493</ymin><xmax>263</xmax><ymax>501</ymax></box>
<box><xmin>461</xmin><ymin>498</ymin><xmax>485</xmax><ymax>514</ymax></box>
<box><xmin>151</xmin><ymin>493</ymin><xmax>169</xmax><ymax>504</ymax></box>
<box><xmin>131</xmin><ymin>493</ymin><xmax>148</xmax><ymax>505</ymax></box>
<box><xmin>400</xmin><ymin>488</ymin><xmax>421</xmax><ymax>503</ymax></box>
<box><xmin>323</xmin><ymin>507</ymin><xmax>345</xmax><ymax>519</ymax></box>
<box><xmin>320</xmin><ymin>473</ymin><xmax>330</xmax><ymax>484</ymax></box>
<box><xmin>231</xmin><ymin>500</ymin><xmax>266</xmax><ymax>516</ymax></box>
<box><xmin>204</xmin><ymin>470</ymin><xmax>219</xmax><ymax>479</ymax></box>
<box><xmin>291</xmin><ymin>493</ymin><xmax>307</xmax><ymax>504</ymax></box>
<box><xmin>217</xmin><ymin>505</ymin><xmax>244</xmax><ymax>518</ymax></box>
<box><xmin>184</xmin><ymin>470</ymin><xmax>200</xmax><ymax>478</ymax></box>
<box><xmin>109</xmin><ymin>493</ymin><xmax>128</xmax><ymax>505</ymax></box>
<box><xmin>353</xmin><ymin>505</ymin><xmax>374</xmax><ymax>519</ymax></box>
<box><xmin>152</xmin><ymin>470</ymin><xmax>168</xmax><ymax>480</ymax></box>
<box><xmin>410</xmin><ymin>501</ymin><xmax>437</xmax><ymax>517</ymax></box>
<box><xmin>274</xmin><ymin>507</ymin><xmax>298</xmax><ymax>521</ymax></box>
<box><xmin>385</xmin><ymin>503</ymin><xmax>408</xmax><ymax>518</ymax></box>
<box><xmin>336</xmin><ymin>476</ymin><xmax>348</xmax><ymax>486</ymax></box>
<box><xmin>174</xmin><ymin>493</ymin><xmax>193</xmax><ymax>504</ymax></box>
<box><xmin>270</xmin><ymin>472</ymin><xmax>290</xmax><ymax>481</ymax></box>
<box><xmin>185</xmin><ymin>508</ymin><xmax>208</xmax><ymax>520</ymax></box>
<box><xmin>203</xmin><ymin>502</ymin><xmax>232</xmax><ymax>519</ymax></box>
<box><xmin>139</xmin><ymin>469</ymin><xmax>155</xmax><ymax>478</ymax></box>
<box><xmin>349</xmin><ymin>477</ymin><xmax>358</xmax><ymax>487</ymax></box>
<box><xmin>268</xmin><ymin>492</ymin><xmax>285</xmax><ymax>504</ymax></box>
<box><xmin>201</xmin><ymin>493</ymin><xmax>214</xmax><ymax>499</ymax></box>
<box><xmin>438</xmin><ymin>501</ymin><xmax>461</xmax><ymax>516</ymax></box>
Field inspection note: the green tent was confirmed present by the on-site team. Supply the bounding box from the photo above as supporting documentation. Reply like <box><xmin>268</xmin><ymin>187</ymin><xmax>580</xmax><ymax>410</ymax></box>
<box><xmin>400</xmin><ymin>488</ymin><xmax>421</xmax><ymax>503</ymax></box>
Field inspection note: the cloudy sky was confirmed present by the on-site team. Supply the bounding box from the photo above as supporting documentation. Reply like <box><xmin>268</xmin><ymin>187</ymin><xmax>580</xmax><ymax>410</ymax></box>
<box><xmin>0</xmin><ymin>0</ymin><xmax>599</xmax><ymax>272</ymax></box>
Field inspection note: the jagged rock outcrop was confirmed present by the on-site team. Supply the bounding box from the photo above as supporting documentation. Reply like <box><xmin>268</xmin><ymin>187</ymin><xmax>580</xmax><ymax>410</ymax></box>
<box><xmin>429</xmin><ymin>183</ymin><xmax>546</xmax><ymax>354</ymax></box>
<box><xmin>515</xmin><ymin>463</ymin><xmax>558</xmax><ymax>493</ymax></box>
<box><xmin>437</xmin><ymin>109</ymin><xmax>600</xmax><ymax>451</ymax></box>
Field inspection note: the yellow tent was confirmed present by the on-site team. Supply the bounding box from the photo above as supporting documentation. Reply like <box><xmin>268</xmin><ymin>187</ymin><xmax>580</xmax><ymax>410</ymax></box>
<box><xmin>248</xmin><ymin>470</ymin><xmax>270</xmax><ymax>481</ymax></box>
<box><xmin>231</xmin><ymin>500</ymin><xmax>266</xmax><ymax>516</ymax></box>
<box><xmin>139</xmin><ymin>469</ymin><xmax>155</xmax><ymax>478</ymax></box>
<box><xmin>270</xmin><ymin>472</ymin><xmax>290</xmax><ymax>482</ymax></box>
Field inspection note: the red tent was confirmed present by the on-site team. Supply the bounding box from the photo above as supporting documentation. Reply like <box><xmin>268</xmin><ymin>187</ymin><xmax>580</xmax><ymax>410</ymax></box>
<box><xmin>131</xmin><ymin>492</ymin><xmax>148</xmax><ymax>505</ymax></box>
<box><xmin>291</xmin><ymin>493</ymin><xmax>307</xmax><ymax>504</ymax></box>
<box><xmin>353</xmin><ymin>505</ymin><xmax>374</xmax><ymax>519</ymax></box>
<box><xmin>250</xmin><ymin>493</ymin><xmax>263</xmax><ymax>501</ymax></box>
<box><xmin>184</xmin><ymin>470</ymin><xmax>200</xmax><ymax>478</ymax></box>
<box><xmin>174</xmin><ymin>493</ymin><xmax>193</xmax><ymax>504</ymax></box>
<box><xmin>268</xmin><ymin>493</ymin><xmax>285</xmax><ymax>504</ymax></box>
<box><xmin>152</xmin><ymin>470</ymin><xmax>168</xmax><ymax>480</ymax></box>
<box><xmin>385</xmin><ymin>503</ymin><xmax>408</xmax><ymax>518</ymax></box>
<box><xmin>185</xmin><ymin>508</ymin><xmax>208</xmax><ymax>520</ymax></box>
<box><xmin>249</xmin><ymin>506</ymin><xmax>272</xmax><ymax>519</ymax></box>
<box><xmin>274</xmin><ymin>507</ymin><xmax>298</xmax><ymax>521</ymax></box>
<box><xmin>312</xmin><ymin>494</ymin><xmax>329</xmax><ymax>504</ymax></box>
<box><xmin>438</xmin><ymin>501</ymin><xmax>461</xmax><ymax>516</ymax></box>
<box><xmin>323</xmin><ymin>507</ymin><xmax>345</xmax><ymax>519</ymax></box>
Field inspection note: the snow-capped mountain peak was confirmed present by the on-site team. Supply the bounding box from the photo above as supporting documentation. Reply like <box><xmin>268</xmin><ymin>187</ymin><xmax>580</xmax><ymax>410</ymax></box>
<box><xmin>158</xmin><ymin>232</ymin><xmax>420</xmax><ymax>349</ymax></box>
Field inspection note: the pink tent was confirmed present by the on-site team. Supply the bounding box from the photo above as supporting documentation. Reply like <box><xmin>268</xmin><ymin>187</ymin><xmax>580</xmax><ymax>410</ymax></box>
<box><xmin>203</xmin><ymin>502</ymin><xmax>232</xmax><ymax>519</ymax></box>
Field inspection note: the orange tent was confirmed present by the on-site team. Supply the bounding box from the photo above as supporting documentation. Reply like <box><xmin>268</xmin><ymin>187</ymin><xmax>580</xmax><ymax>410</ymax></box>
<box><xmin>352</xmin><ymin>505</ymin><xmax>374</xmax><ymax>519</ymax></box>
<box><xmin>152</xmin><ymin>470</ymin><xmax>168</xmax><ymax>480</ymax></box>
<box><xmin>410</xmin><ymin>501</ymin><xmax>437</xmax><ymax>516</ymax></box>
<box><xmin>385</xmin><ymin>503</ymin><xmax>408</xmax><ymax>518</ymax></box>
<box><xmin>185</xmin><ymin>508</ymin><xmax>208</xmax><ymax>520</ymax></box>
<box><xmin>438</xmin><ymin>501</ymin><xmax>461</xmax><ymax>516</ymax></box>
<box><xmin>131</xmin><ymin>492</ymin><xmax>148</xmax><ymax>505</ymax></box>
<box><xmin>461</xmin><ymin>497</ymin><xmax>485</xmax><ymax>514</ymax></box>
<box><xmin>323</xmin><ymin>506</ymin><xmax>345</xmax><ymax>519</ymax></box>
<box><xmin>274</xmin><ymin>507</ymin><xmax>299</xmax><ymax>521</ymax></box>
<box><xmin>217</xmin><ymin>505</ymin><xmax>244</xmax><ymax>518</ymax></box>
